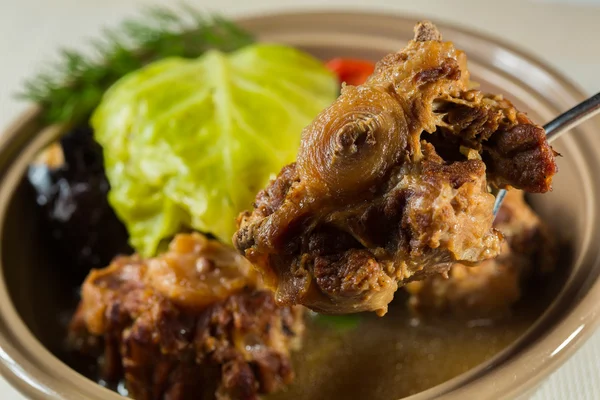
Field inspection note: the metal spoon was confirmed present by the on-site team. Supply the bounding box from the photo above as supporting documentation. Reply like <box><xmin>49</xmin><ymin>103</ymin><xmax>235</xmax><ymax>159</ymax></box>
<box><xmin>492</xmin><ymin>92</ymin><xmax>600</xmax><ymax>216</ymax></box>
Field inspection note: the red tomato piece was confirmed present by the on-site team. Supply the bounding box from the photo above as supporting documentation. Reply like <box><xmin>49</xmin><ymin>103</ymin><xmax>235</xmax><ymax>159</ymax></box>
<box><xmin>325</xmin><ymin>58</ymin><xmax>376</xmax><ymax>86</ymax></box>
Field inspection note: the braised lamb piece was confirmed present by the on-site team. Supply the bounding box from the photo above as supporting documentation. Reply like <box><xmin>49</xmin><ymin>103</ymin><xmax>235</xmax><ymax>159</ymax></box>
<box><xmin>406</xmin><ymin>190</ymin><xmax>556</xmax><ymax>317</ymax></box>
<box><xmin>234</xmin><ymin>22</ymin><xmax>557</xmax><ymax>316</ymax></box>
<box><xmin>69</xmin><ymin>233</ymin><xmax>304</xmax><ymax>400</ymax></box>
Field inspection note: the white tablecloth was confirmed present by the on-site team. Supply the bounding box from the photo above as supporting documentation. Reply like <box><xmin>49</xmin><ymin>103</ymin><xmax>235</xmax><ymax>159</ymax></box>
<box><xmin>1</xmin><ymin>0</ymin><xmax>599</xmax><ymax>399</ymax></box>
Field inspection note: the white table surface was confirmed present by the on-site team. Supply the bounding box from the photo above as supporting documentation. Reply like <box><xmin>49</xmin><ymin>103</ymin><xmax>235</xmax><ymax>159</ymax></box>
<box><xmin>1</xmin><ymin>0</ymin><xmax>599</xmax><ymax>399</ymax></box>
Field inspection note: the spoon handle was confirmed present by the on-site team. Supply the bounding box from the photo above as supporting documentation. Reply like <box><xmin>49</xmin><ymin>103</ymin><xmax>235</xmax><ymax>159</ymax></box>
<box><xmin>493</xmin><ymin>92</ymin><xmax>600</xmax><ymax>216</ymax></box>
<box><xmin>546</xmin><ymin>92</ymin><xmax>600</xmax><ymax>141</ymax></box>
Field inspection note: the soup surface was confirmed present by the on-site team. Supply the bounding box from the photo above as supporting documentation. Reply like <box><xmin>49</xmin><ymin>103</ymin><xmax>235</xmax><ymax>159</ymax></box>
<box><xmin>269</xmin><ymin>287</ymin><xmax>553</xmax><ymax>400</ymax></box>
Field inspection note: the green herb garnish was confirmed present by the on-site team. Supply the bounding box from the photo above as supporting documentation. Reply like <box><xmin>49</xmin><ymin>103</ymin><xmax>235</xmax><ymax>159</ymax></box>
<box><xmin>17</xmin><ymin>5</ymin><xmax>254</xmax><ymax>125</ymax></box>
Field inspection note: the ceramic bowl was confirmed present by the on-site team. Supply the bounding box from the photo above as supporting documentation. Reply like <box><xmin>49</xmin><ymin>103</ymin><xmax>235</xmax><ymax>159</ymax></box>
<box><xmin>0</xmin><ymin>11</ymin><xmax>599</xmax><ymax>400</ymax></box>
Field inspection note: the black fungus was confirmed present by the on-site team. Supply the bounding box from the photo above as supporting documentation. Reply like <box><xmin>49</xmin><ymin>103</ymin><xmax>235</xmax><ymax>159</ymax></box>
<box><xmin>27</xmin><ymin>125</ymin><xmax>132</xmax><ymax>280</ymax></box>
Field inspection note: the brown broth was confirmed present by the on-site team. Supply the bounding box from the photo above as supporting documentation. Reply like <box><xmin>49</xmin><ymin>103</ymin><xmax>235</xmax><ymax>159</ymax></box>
<box><xmin>269</xmin><ymin>291</ymin><xmax>547</xmax><ymax>400</ymax></box>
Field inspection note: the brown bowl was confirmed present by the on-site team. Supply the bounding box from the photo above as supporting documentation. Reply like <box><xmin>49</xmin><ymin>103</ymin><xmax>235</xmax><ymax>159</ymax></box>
<box><xmin>0</xmin><ymin>10</ymin><xmax>599</xmax><ymax>400</ymax></box>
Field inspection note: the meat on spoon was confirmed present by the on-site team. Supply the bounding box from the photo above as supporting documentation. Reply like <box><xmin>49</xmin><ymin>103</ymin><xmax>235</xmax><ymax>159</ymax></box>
<box><xmin>234</xmin><ymin>21</ymin><xmax>557</xmax><ymax>316</ymax></box>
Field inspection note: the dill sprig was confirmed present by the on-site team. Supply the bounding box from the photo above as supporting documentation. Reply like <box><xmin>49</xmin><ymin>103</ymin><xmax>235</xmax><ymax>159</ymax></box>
<box><xmin>18</xmin><ymin>5</ymin><xmax>254</xmax><ymax>125</ymax></box>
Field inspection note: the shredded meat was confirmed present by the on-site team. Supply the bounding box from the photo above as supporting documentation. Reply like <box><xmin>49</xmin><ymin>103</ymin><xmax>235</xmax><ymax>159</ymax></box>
<box><xmin>234</xmin><ymin>21</ymin><xmax>557</xmax><ymax>316</ymax></box>
<box><xmin>406</xmin><ymin>190</ymin><xmax>556</xmax><ymax>317</ymax></box>
<box><xmin>68</xmin><ymin>233</ymin><xmax>304</xmax><ymax>400</ymax></box>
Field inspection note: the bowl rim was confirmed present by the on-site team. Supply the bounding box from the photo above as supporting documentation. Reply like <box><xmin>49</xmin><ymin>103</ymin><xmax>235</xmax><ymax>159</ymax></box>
<box><xmin>0</xmin><ymin>9</ymin><xmax>598</xmax><ymax>400</ymax></box>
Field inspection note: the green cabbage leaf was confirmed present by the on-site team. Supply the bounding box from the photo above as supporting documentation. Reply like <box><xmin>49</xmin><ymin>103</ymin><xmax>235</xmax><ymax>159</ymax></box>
<box><xmin>92</xmin><ymin>44</ymin><xmax>338</xmax><ymax>256</ymax></box>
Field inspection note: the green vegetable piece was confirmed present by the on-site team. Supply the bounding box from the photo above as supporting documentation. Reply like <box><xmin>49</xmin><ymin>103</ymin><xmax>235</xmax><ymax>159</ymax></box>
<box><xmin>92</xmin><ymin>44</ymin><xmax>338</xmax><ymax>256</ymax></box>
<box><xmin>313</xmin><ymin>313</ymin><xmax>363</xmax><ymax>332</ymax></box>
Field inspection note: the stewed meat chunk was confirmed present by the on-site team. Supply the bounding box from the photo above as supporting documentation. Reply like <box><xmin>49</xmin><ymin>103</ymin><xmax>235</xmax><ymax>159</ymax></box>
<box><xmin>69</xmin><ymin>233</ymin><xmax>304</xmax><ymax>400</ymax></box>
<box><xmin>234</xmin><ymin>22</ymin><xmax>557</xmax><ymax>316</ymax></box>
<box><xmin>406</xmin><ymin>190</ymin><xmax>557</xmax><ymax>317</ymax></box>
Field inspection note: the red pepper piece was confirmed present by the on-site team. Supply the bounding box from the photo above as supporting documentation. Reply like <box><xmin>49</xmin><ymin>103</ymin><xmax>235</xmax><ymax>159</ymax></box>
<box><xmin>325</xmin><ymin>58</ymin><xmax>376</xmax><ymax>86</ymax></box>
